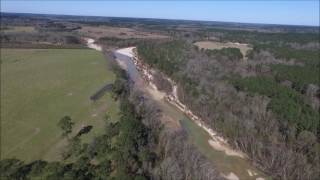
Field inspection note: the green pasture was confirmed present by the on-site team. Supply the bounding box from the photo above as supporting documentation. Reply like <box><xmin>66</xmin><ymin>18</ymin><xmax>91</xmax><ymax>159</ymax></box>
<box><xmin>1</xmin><ymin>48</ymin><xmax>119</xmax><ymax>162</ymax></box>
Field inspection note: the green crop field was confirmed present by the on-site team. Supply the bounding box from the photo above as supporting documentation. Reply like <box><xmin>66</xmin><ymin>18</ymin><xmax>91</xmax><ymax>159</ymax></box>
<box><xmin>1</xmin><ymin>48</ymin><xmax>119</xmax><ymax>162</ymax></box>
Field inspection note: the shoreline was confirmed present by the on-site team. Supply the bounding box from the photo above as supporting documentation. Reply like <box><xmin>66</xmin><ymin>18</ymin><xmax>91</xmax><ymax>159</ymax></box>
<box><xmin>87</xmin><ymin>38</ymin><xmax>265</xmax><ymax>180</ymax></box>
<box><xmin>129</xmin><ymin>46</ymin><xmax>246</xmax><ymax>159</ymax></box>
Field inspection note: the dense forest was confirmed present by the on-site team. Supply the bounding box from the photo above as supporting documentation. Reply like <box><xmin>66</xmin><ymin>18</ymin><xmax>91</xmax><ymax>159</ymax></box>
<box><xmin>137</xmin><ymin>29</ymin><xmax>320</xmax><ymax>179</ymax></box>
<box><xmin>206</xmin><ymin>28</ymin><xmax>319</xmax><ymax>45</ymax></box>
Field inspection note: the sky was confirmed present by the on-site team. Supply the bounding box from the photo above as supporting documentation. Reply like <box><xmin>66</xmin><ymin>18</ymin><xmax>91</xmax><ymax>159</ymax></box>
<box><xmin>1</xmin><ymin>1</ymin><xmax>319</xmax><ymax>26</ymax></box>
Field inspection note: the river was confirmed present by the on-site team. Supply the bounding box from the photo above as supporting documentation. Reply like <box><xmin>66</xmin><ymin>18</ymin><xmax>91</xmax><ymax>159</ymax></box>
<box><xmin>86</xmin><ymin>38</ymin><xmax>268</xmax><ymax>180</ymax></box>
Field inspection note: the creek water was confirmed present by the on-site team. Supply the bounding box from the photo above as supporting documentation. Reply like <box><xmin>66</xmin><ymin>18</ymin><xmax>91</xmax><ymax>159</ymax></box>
<box><xmin>86</xmin><ymin>39</ymin><xmax>269</xmax><ymax>180</ymax></box>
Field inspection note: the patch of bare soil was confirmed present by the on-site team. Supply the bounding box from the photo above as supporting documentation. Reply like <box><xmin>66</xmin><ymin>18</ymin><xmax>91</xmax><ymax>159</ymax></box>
<box><xmin>116</xmin><ymin>47</ymin><xmax>135</xmax><ymax>57</ymax></box>
<box><xmin>222</xmin><ymin>172</ymin><xmax>239</xmax><ymax>180</ymax></box>
<box><xmin>145</xmin><ymin>83</ymin><xmax>166</xmax><ymax>100</ymax></box>
<box><xmin>85</xmin><ymin>38</ymin><xmax>102</xmax><ymax>51</ymax></box>
<box><xmin>208</xmin><ymin>139</ymin><xmax>245</xmax><ymax>158</ymax></box>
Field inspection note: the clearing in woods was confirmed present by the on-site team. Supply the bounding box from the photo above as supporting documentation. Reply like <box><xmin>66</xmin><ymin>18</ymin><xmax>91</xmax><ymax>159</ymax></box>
<box><xmin>1</xmin><ymin>48</ymin><xmax>119</xmax><ymax>162</ymax></box>
<box><xmin>194</xmin><ymin>41</ymin><xmax>252</xmax><ymax>57</ymax></box>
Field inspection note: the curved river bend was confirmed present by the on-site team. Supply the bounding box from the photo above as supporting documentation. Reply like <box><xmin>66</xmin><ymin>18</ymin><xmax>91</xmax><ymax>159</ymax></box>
<box><xmin>86</xmin><ymin>38</ymin><xmax>268</xmax><ymax>180</ymax></box>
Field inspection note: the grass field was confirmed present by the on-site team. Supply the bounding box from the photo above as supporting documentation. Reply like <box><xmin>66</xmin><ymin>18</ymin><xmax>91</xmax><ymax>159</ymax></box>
<box><xmin>3</xmin><ymin>26</ymin><xmax>36</xmax><ymax>33</ymax></box>
<box><xmin>194</xmin><ymin>41</ymin><xmax>252</xmax><ymax>57</ymax></box>
<box><xmin>1</xmin><ymin>48</ymin><xmax>119</xmax><ymax>162</ymax></box>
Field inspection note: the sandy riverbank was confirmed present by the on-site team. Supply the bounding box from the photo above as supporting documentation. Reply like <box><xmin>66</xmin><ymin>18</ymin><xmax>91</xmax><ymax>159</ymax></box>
<box><xmin>87</xmin><ymin>39</ymin><xmax>265</xmax><ymax>180</ymax></box>
<box><xmin>121</xmin><ymin>46</ymin><xmax>247</xmax><ymax>159</ymax></box>
<box><xmin>85</xmin><ymin>38</ymin><xmax>102</xmax><ymax>51</ymax></box>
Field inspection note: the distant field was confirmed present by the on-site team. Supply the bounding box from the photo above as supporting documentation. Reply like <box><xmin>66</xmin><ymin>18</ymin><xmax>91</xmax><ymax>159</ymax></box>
<box><xmin>79</xmin><ymin>25</ymin><xmax>169</xmax><ymax>39</ymax></box>
<box><xmin>194</xmin><ymin>41</ymin><xmax>252</xmax><ymax>57</ymax></box>
<box><xmin>2</xmin><ymin>26</ymin><xmax>36</xmax><ymax>33</ymax></box>
<box><xmin>1</xmin><ymin>48</ymin><xmax>119</xmax><ymax>162</ymax></box>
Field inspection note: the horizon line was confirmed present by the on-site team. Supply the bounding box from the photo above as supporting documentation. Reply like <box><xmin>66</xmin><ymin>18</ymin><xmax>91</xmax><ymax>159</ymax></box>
<box><xmin>2</xmin><ymin>11</ymin><xmax>319</xmax><ymax>28</ymax></box>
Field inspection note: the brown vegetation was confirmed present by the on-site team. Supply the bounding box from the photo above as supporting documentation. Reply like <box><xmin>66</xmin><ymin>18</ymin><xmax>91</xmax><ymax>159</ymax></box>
<box><xmin>79</xmin><ymin>25</ymin><xmax>169</xmax><ymax>39</ymax></box>
<box><xmin>194</xmin><ymin>41</ymin><xmax>252</xmax><ymax>58</ymax></box>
